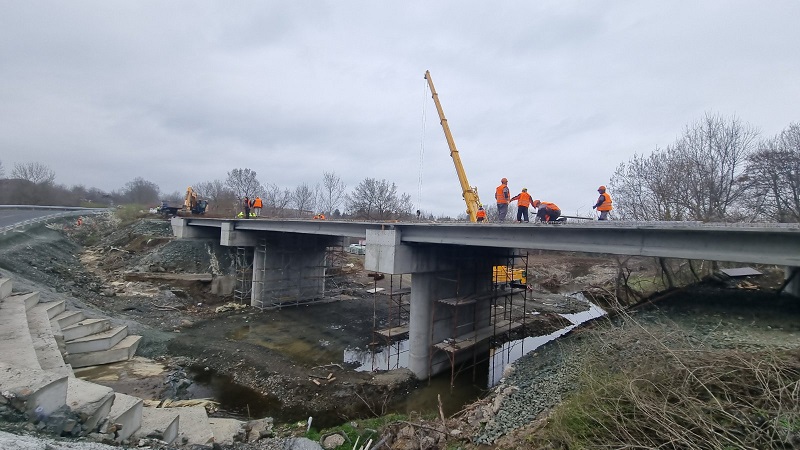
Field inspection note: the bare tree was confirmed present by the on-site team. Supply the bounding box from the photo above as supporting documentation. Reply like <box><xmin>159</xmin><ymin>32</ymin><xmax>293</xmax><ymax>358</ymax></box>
<box><xmin>745</xmin><ymin>123</ymin><xmax>800</xmax><ymax>222</ymax></box>
<box><xmin>290</xmin><ymin>183</ymin><xmax>316</xmax><ymax>218</ymax></box>
<box><xmin>0</xmin><ymin>160</ymin><xmax>4</xmax><ymax>178</ymax></box>
<box><xmin>610</xmin><ymin>113</ymin><xmax>757</xmax><ymax>221</ymax></box>
<box><xmin>193</xmin><ymin>179</ymin><xmax>237</xmax><ymax>213</ymax></box>
<box><xmin>678</xmin><ymin>114</ymin><xmax>757</xmax><ymax>221</ymax></box>
<box><xmin>11</xmin><ymin>162</ymin><xmax>56</xmax><ymax>185</ymax></box>
<box><xmin>119</xmin><ymin>177</ymin><xmax>160</xmax><ymax>205</ymax></box>
<box><xmin>225</xmin><ymin>168</ymin><xmax>262</xmax><ymax>200</ymax></box>
<box><xmin>346</xmin><ymin>178</ymin><xmax>414</xmax><ymax>220</ymax></box>
<box><xmin>319</xmin><ymin>171</ymin><xmax>346</xmax><ymax>216</ymax></box>
<box><xmin>611</xmin><ymin>150</ymin><xmax>688</xmax><ymax>221</ymax></box>
<box><xmin>262</xmin><ymin>183</ymin><xmax>292</xmax><ymax>217</ymax></box>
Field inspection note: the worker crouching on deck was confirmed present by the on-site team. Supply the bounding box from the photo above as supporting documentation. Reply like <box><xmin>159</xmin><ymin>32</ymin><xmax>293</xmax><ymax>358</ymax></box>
<box><xmin>476</xmin><ymin>205</ymin><xmax>487</xmax><ymax>222</ymax></box>
<box><xmin>532</xmin><ymin>200</ymin><xmax>561</xmax><ymax>222</ymax></box>
<box><xmin>510</xmin><ymin>188</ymin><xmax>534</xmax><ymax>223</ymax></box>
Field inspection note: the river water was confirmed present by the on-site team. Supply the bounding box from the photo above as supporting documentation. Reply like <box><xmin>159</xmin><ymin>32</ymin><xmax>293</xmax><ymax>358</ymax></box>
<box><xmin>199</xmin><ymin>293</ymin><xmax>606</xmax><ymax>421</ymax></box>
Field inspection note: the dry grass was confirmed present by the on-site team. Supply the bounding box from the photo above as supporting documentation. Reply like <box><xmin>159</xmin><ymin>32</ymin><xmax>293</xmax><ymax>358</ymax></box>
<box><xmin>534</xmin><ymin>311</ymin><xmax>800</xmax><ymax>449</ymax></box>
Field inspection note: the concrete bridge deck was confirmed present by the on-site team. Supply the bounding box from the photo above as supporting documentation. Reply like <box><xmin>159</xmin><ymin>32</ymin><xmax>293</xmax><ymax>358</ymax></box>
<box><xmin>174</xmin><ymin>217</ymin><xmax>800</xmax><ymax>266</ymax></box>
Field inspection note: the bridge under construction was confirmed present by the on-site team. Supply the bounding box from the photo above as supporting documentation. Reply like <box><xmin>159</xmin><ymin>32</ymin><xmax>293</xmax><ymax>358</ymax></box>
<box><xmin>172</xmin><ymin>217</ymin><xmax>800</xmax><ymax>379</ymax></box>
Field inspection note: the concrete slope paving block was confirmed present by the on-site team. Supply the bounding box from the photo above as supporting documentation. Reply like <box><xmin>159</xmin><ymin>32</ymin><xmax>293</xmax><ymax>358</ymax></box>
<box><xmin>208</xmin><ymin>417</ymin><xmax>245</xmax><ymax>445</ymax></box>
<box><xmin>174</xmin><ymin>406</ymin><xmax>214</xmax><ymax>446</ymax></box>
<box><xmin>66</xmin><ymin>335</ymin><xmax>142</xmax><ymax>369</ymax></box>
<box><xmin>0</xmin><ymin>362</ymin><xmax>68</xmax><ymax>417</ymax></box>
<box><xmin>66</xmin><ymin>377</ymin><xmax>115</xmax><ymax>434</ymax></box>
<box><xmin>65</xmin><ymin>326</ymin><xmax>128</xmax><ymax>354</ymax></box>
<box><xmin>11</xmin><ymin>291</ymin><xmax>41</xmax><ymax>311</ymax></box>
<box><xmin>0</xmin><ymin>294</ymin><xmax>42</xmax><ymax>370</ymax></box>
<box><xmin>61</xmin><ymin>318</ymin><xmax>111</xmax><ymax>342</ymax></box>
<box><xmin>50</xmin><ymin>310</ymin><xmax>84</xmax><ymax>331</ymax></box>
<box><xmin>44</xmin><ymin>301</ymin><xmax>66</xmax><ymax>320</ymax></box>
<box><xmin>27</xmin><ymin>303</ymin><xmax>71</xmax><ymax>377</ymax></box>
<box><xmin>136</xmin><ymin>407</ymin><xmax>179</xmax><ymax>444</ymax></box>
<box><xmin>0</xmin><ymin>278</ymin><xmax>11</xmax><ymax>300</ymax></box>
<box><xmin>108</xmin><ymin>392</ymin><xmax>143</xmax><ymax>442</ymax></box>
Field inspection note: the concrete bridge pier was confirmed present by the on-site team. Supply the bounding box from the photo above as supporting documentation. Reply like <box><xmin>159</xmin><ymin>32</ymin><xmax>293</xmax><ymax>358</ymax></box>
<box><xmin>217</xmin><ymin>221</ymin><xmax>337</xmax><ymax>307</ymax></box>
<box><xmin>366</xmin><ymin>229</ymin><xmax>500</xmax><ymax>379</ymax></box>
<box><xmin>785</xmin><ymin>266</ymin><xmax>800</xmax><ymax>298</ymax></box>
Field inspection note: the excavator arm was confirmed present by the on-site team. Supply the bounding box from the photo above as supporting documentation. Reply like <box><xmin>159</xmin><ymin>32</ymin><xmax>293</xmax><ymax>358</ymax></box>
<box><xmin>425</xmin><ymin>70</ymin><xmax>482</xmax><ymax>222</ymax></box>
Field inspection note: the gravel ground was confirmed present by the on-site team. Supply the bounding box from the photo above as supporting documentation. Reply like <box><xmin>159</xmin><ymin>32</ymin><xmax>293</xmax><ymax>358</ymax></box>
<box><xmin>465</xmin><ymin>283</ymin><xmax>800</xmax><ymax>447</ymax></box>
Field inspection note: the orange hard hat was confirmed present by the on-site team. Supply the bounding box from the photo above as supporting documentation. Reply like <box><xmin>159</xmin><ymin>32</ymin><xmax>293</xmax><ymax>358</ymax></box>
<box><xmin>532</xmin><ymin>200</ymin><xmax>541</xmax><ymax>207</ymax></box>
<box><xmin>501</xmin><ymin>177</ymin><xmax>508</xmax><ymax>183</ymax></box>
<box><xmin>598</xmin><ymin>185</ymin><xmax>606</xmax><ymax>192</ymax></box>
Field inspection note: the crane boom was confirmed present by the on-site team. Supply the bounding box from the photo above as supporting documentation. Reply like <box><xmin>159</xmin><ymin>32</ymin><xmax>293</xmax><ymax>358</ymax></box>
<box><xmin>424</xmin><ymin>70</ymin><xmax>481</xmax><ymax>222</ymax></box>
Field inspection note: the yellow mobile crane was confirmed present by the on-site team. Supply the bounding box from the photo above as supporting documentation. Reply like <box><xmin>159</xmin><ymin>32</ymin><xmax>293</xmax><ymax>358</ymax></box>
<box><xmin>425</xmin><ymin>71</ymin><xmax>526</xmax><ymax>286</ymax></box>
<box><xmin>424</xmin><ymin>70</ymin><xmax>482</xmax><ymax>222</ymax></box>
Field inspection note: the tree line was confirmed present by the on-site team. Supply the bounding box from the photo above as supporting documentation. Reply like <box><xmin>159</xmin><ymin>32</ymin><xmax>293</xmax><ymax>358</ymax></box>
<box><xmin>0</xmin><ymin>161</ymin><xmax>416</xmax><ymax>220</ymax></box>
<box><xmin>610</xmin><ymin>114</ymin><xmax>799</xmax><ymax>223</ymax></box>
<box><xmin>3</xmin><ymin>112</ymin><xmax>796</xmax><ymax>223</ymax></box>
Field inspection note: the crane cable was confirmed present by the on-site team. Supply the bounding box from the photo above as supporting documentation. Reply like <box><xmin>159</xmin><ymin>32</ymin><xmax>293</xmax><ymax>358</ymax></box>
<box><xmin>418</xmin><ymin>79</ymin><xmax>428</xmax><ymax>214</ymax></box>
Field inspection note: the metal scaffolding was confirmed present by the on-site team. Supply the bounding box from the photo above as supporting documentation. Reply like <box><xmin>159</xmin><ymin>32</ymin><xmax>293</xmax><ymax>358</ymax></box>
<box><xmin>369</xmin><ymin>274</ymin><xmax>411</xmax><ymax>372</ymax></box>
<box><xmin>234</xmin><ymin>246</ymin><xmax>253</xmax><ymax>305</ymax></box>
<box><xmin>430</xmin><ymin>250</ymin><xmax>532</xmax><ymax>388</ymax></box>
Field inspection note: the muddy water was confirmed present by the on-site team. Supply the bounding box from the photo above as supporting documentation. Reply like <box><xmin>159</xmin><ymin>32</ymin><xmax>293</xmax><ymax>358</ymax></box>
<box><xmin>202</xmin><ymin>294</ymin><xmax>605</xmax><ymax>422</ymax></box>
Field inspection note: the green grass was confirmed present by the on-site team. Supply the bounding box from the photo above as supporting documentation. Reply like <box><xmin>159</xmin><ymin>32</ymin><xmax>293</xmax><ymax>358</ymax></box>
<box><xmin>114</xmin><ymin>204</ymin><xmax>152</xmax><ymax>224</ymax></box>
<box><xmin>304</xmin><ymin>414</ymin><xmax>407</xmax><ymax>450</ymax></box>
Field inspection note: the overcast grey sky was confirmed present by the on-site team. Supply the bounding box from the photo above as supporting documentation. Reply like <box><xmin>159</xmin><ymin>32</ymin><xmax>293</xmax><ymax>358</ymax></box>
<box><xmin>1</xmin><ymin>1</ymin><xmax>798</xmax><ymax>217</ymax></box>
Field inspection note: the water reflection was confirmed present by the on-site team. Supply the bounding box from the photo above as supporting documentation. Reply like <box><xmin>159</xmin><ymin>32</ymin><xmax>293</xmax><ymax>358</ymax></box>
<box><xmin>488</xmin><ymin>303</ymin><xmax>606</xmax><ymax>386</ymax></box>
<box><xmin>344</xmin><ymin>340</ymin><xmax>409</xmax><ymax>372</ymax></box>
<box><xmin>345</xmin><ymin>301</ymin><xmax>607</xmax><ymax>388</ymax></box>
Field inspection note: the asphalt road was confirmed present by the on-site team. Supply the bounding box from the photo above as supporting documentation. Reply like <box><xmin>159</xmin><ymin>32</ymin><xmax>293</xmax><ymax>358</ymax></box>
<box><xmin>0</xmin><ymin>208</ymin><xmax>66</xmax><ymax>228</ymax></box>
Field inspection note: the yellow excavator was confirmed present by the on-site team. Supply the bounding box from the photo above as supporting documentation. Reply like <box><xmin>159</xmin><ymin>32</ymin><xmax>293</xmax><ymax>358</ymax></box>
<box><xmin>425</xmin><ymin>70</ymin><xmax>526</xmax><ymax>286</ymax></box>
<box><xmin>424</xmin><ymin>70</ymin><xmax>482</xmax><ymax>222</ymax></box>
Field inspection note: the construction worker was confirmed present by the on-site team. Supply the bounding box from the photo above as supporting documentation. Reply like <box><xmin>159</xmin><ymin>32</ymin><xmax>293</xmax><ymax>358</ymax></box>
<box><xmin>476</xmin><ymin>205</ymin><xmax>487</xmax><ymax>222</ymax></box>
<box><xmin>242</xmin><ymin>197</ymin><xmax>251</xmax><ymax>219</ymax></box>
<box><xmin>593</xmin><ymin>185</ymin><xmax>613</xmax><ymax>220</ymax></box>
<box><xmin>510</xmin><ymin>188</ymin><xmax>534</xmax><ymax>223</ymax></box>
<box><xmin>532</xmin><ymin>200</ymin><xmax>561</xmax><ymax>222</ymax></box>
<box><xmin>319</xmin><ymin>213</ymin><xmax>326</xmax><ymax>220</ymax></box>
<box><xmin>252</xmin><ymin>196</ymin><xmax>263</xmax><ymax>217</ymax></box>
<box><xmin>495</xmin><ymin>178</ymin><xmax>510</xmax><ymax>222</ymax></box>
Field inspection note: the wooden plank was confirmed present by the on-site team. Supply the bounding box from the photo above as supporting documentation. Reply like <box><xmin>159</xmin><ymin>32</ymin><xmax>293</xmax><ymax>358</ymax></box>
<box><xmin>378</xmin><ymin>287</ymin><xmax>412</xmax><ymax>296</ymax></box>
<box><xmin>376</xmin><ymin>324</ymin><xmax>410</xmax><ymax>338</ymax></box>
<box><xmin>433</xmin><ymin>320</ymin><xmax>524</xmax><ymax>353</ymax></box>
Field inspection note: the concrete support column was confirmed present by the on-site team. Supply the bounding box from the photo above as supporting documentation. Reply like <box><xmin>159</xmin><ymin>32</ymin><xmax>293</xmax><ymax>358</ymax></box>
<box><xmin>408</xmin><ymin>272</ymin><xmax>435</xmax><ymax>379</ymax></box>
<box><xmin>252</xmin><ymin>245</ymin><xmax>265</xmax><ymax>307</ymax></box>
<box><xmin>785</xmin><ymin>266</ymin><xmax>800</xmax><ymax>297</ymax></box>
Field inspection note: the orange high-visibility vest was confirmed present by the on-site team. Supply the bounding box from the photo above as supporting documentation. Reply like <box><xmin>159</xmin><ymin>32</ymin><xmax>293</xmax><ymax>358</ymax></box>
<box><xmin>541</xmin><ymin>201</ymin><xmax>560</xmax><ymax>211</ymax></box>
<box><xmin>597</xmin><ymin>193</ymin><xmax>613</xmax><ymax>211</ymax></box>
<box><xmin>476</xmin><ymin>209</ymin><xmax>487</xmax><ymax>219</ymax></box>
<box><xmin>252</xmin><ymin>197</ymin><xmax>263</xmax><ymax>208</ymax></box>
<box><xmin>495</xmin><ymin>185</ymin><xmax>509</xmax><ymax>204</ymax></box>
<box><xmin>515</xmin><ymin>192</ymin><xmax>534</xmax><ymax>207</ymax></box>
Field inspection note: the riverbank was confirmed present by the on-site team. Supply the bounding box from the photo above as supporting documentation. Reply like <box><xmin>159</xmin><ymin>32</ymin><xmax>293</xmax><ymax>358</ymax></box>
<box><xmin>1</xmin><ymin>213</ymin><xmax>794</xmax><ymax>449</ymax></box>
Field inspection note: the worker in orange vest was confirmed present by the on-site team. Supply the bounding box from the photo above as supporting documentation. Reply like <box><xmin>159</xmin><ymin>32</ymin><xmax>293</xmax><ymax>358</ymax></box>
<box><xmin>476</xmin><ymin>205</ymin><xmax>487</xmax><ymax>222</ymax></box>
<box><xmin>252</xmin><ymin>196</ymin><xmax>263</xmax><ymax>217</ymax></box>
<box><xmin>510</xmin><ymin>188</ymin><xmax>534</xmax><ymax>223</ymax></box>
<box><xmin>495</xmin><ymin>177</ymin><xmax>510</xmax><ymax>222</ymax></box>
<box><xmin>532</xmin><ymin>200</ymin><xmax>561</xmax><ymax>222</ymax></box>
<box><xmin>593</xmin><ymin>186</ymin><xmax>613</xmax><ymax>220</ymax></box>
